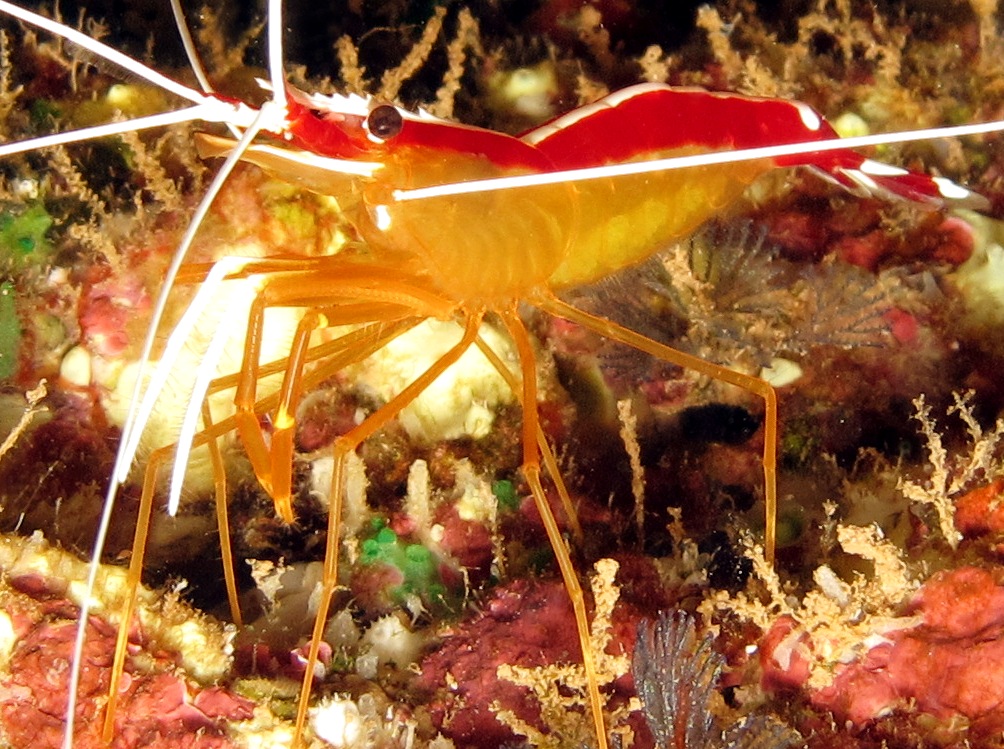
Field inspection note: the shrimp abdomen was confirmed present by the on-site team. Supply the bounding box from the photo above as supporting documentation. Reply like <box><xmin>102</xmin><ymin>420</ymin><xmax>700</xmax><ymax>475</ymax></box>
<box><xmin>546</xmin><ymin>152</ymin><xmax>769</xmax><ymax>289</ymax></box>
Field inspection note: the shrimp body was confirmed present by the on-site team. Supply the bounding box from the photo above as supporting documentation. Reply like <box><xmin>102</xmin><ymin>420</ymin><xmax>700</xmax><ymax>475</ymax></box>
<box><xmin>222</xmin><ymin>81</ymin><xmax>959</xmax><ymax>308</ymax></box>
<box><xmin>166</xmin><ymin>79</ymin><xmax>975</xmax><ymax>749</ymax></box>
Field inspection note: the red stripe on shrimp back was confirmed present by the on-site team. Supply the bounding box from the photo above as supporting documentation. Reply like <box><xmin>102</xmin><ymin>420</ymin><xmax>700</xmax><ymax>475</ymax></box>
<box><xmin>524</xmin><ymin>83</ymin><xmax>953</xmax><ymax>205</ymax></box>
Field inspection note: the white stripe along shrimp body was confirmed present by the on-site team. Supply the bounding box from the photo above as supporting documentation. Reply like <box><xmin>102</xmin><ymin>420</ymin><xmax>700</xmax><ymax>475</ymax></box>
<box><xmin>0</xmin><ymin>1</ymin><xmax>997</xmax><ymax>748</ymax></box>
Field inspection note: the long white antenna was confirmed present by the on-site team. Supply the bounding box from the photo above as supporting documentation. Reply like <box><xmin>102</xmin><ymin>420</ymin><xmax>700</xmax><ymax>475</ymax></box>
<box><xmin>0</xmin><ymin>0</ymin><xmax>214</xmax><ymax>106</ymax></box>
<box><xmin>393</xmin><ymin>119</ymin><xmax>1004</xmax><ymax>202</ymax></box>
<box><xmin>59</xmin><ymin>0</ymin><xmax>289</xmax><ymax>746</ymax></box>
<box><xmin>0</xmin><ymin>104</ymin><xmax>246</xmax><ymax>157</ymax></box>
<box><xmin>61</xmin><ymin>107</ymin><xmax>281</xmax><ymax>749</ymax></box>
<box><xmin>0</xmin><ymin>1</ymin><xmax>260</xmax><ymax>157</ymax></box>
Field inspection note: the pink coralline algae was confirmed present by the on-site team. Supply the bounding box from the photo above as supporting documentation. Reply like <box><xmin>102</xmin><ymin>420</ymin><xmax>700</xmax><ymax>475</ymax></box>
<box><xmin>0</xmin><ymin>541</ymin><xmax>254</xmax><ymax>749</ymax></box>
<box><xmin>0</xmin><ymin>607</ymin><xmax>252</xmax><ymax>749</ymax></box>
<box><xmin>417</xmin><ymin>579</ymin><xmax>583</xmax><ymax>746</ymax></box>
<box><xmin>761</xmin><ymin>197</ymin><xmax>975</xmax><ymax>271</ymax></box>
<box><xmin>415</xmin><ymin>576</ymin><xmax>642</xmax><ymax>747</ymax></box>
<box><xmin>78</xmin><ymin>274</ymin><xmax>151</xmax><ymax>359</ymax></box>
<box><xmin>955</xmin><ymin>479</ymin><xmax>1004</xmax><ymax>539</ymax></box>
<box><xmin>763</xmin><ymin>566</ymin><xmax>1004</xmax><ymax>736</ymax></box>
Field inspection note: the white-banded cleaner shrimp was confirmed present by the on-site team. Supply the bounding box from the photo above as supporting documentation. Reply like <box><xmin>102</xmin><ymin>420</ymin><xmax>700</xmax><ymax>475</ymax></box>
<box><xmin>0</xmin><ymin>1</ymin><xmax>1002</xmax><ymax>748</ymax></box>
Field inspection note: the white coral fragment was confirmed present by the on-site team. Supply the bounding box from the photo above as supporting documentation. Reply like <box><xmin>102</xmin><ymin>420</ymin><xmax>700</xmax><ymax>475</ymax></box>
<box><xmin>311</xmin><ymin>695</ymin><xmax>363</xmax><ymax>748</ymax></box>
<box><xmin>353</xmin><ymin>319</ymin><xmax>515</xmax><ymax>442</ymax></box>
<box><xmin>360</xmin><ymin>613</ymin><xmax>423</xmax><ymax>668</ymax></box>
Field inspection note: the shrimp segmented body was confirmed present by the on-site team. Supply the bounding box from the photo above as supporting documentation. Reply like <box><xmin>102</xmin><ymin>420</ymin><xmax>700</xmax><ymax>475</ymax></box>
<box><xmin>190</xmin><ymin>79</ymin><xmax>975</xmax><ymax>747</ymax></box>
<box><xmin>0</xmin><ymin>1</ymin><xmax>996</xmax><ymax>748</ymax></box>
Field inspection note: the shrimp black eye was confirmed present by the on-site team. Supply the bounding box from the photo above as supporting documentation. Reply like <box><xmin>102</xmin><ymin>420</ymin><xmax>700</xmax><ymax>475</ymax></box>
<box><xmin>367</xmin><ymin>105</ymin><xmax>404</xmax><ymax>140</ymax></box>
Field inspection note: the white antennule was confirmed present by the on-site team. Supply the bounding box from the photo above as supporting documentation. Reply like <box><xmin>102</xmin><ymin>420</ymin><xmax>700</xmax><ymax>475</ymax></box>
<box><xmin>168</xmin><ymin>0</ymin><xmax>244</xmax><ymax>141</ymax></box>
<box><xmin>267</xmin><ymin>0</ymin><xmax>287</xmax><ymax>116</ymax></box>
<box><xmin>169</xmin><ymin>0</ymin><xmax>214</xmax><ymax>95</ymax></box>
<box><xmin>167</xmin><ymin>276</ymin><xmax>262</xmax><ymax>516</ymax></box>
<box><xmin>116</xmin><ymin>256</ymin><xmax>254</xmax><ymax>484</ymax></box>
<box><xmin>392</xmin><ymin>119</ymin><xmax>1004</xmax><ymax>202</ymax></box>
<box><xmin>0</xmin><ymin>1</ymin><xmax>262</xmax><ymax>156</ymax></box>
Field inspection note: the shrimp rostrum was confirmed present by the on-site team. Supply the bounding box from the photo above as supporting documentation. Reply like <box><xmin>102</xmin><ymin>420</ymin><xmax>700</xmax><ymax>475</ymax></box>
<box><xmin>0</xmin><ymin>0</ymin><xmax>989</xmax><ymax>747</ymax></box>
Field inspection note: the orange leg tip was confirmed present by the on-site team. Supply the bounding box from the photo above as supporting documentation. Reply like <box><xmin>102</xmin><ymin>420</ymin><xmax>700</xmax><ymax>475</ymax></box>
<box><xmin>276</xmin><ymin>497</ymin><xmax>295</xmax><ymax>524</ymax></box>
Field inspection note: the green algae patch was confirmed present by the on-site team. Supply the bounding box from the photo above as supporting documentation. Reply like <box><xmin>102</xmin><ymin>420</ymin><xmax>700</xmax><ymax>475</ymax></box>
<box><xmin>0</xmin><ymin>205</ymin><xmax>53</xmax><ymax>270</ymax></box>
<box><xmin>0</xmin><ymin>282</ymin><xmax>21</xmax><ymax>380</ymax></box>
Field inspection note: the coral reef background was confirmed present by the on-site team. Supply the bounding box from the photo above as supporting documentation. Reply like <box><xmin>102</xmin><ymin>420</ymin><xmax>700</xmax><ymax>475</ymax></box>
<box><xmin>1</xmin><ymin>0</ymin><xmax>1004</xmax><ymax>747</ymax></box>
